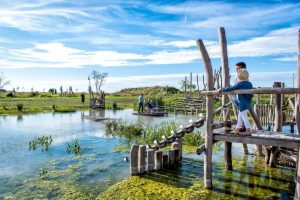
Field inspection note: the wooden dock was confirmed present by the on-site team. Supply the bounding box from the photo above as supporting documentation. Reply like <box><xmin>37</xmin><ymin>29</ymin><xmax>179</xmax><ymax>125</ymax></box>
<box><xmin>129</xmin><ymin>27</ymin><xmax>300</xmax><ymax>199</ymax></box>
<box><xmin>214</xmin><ymin>130</ymin><xmax>300</xmax><ymax>149</ymax></box>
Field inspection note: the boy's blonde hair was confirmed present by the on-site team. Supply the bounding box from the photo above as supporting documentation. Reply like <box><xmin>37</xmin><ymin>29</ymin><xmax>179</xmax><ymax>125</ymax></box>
<box><xmin>237</xmin><ymin>69</ymin><xmax>249</xmax><ymax>80</ymax></box>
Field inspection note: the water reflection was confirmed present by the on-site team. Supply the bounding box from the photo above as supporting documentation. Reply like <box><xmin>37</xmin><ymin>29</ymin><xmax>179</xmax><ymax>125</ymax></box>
<box><xmin>0</xmin><ymin>109</ymin><xmax>296</xmax><ymax>199</ymax></box>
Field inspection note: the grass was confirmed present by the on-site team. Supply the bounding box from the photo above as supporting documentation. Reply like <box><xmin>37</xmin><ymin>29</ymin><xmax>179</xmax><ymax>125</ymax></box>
<box><xmin>105</xmin><ymin>120</ymin><xmax>207</xmax><ymax>153</ymax></box>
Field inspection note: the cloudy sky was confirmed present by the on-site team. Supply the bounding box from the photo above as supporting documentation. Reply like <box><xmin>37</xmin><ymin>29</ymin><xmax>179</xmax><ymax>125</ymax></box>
<box><xmin>0</xmin><ymin>0</ymin><xmax>299</xmax><ymax>92</ymax></box>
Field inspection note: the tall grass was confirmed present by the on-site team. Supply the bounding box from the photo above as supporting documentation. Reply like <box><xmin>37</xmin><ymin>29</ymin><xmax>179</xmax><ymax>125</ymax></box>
<box><xmin>105</xmin><ymin>120</ymin><xmax>204</xmax><ymax>149</ymax></box>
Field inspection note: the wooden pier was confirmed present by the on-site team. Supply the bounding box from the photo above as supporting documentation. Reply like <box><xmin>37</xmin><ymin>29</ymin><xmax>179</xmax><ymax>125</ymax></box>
<box><xmin>129</xmin><ymin>27</ymin><xmax>300</xmax><ymax>199</ymax></box>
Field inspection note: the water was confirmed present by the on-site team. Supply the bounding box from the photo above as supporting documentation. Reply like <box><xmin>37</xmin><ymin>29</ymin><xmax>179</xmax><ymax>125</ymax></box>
<box><xmin>0</xmin><ymin>109</ymin><xmax>202</xmax><ymax>198</ymax></box>
<box><xmin>0</xmin><ymin>109</ymin><xmax>296</xmax><ymax>199</ymax></box>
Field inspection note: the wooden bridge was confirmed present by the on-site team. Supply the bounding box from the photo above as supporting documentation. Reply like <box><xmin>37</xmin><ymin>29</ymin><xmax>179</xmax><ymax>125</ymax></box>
<box><xmin>130</xmin><ymin>27</ymin><xmax>300</xmax><ymax>199</ymax></box>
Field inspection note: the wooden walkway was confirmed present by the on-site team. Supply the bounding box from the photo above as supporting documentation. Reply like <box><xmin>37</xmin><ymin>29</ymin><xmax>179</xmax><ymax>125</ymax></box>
<box><xmin>214</xmin><ymin>130</ymin><xmax>300</xmax><ymax>149</ymax></box>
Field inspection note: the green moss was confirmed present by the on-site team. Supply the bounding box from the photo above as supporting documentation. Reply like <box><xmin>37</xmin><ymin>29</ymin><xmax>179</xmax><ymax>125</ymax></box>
<box><xmin>112</xmin><ymin>145</ymin><xmax>130</xmax><ymax>152</ymax></box>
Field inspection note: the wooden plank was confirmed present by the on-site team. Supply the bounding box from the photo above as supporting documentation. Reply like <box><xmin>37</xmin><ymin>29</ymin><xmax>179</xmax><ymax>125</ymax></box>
<box><xmin>197</xmin><ymin>39</ymin><xmax>214</xmax><ymax>189</ymax></box>
<box><xmin>201</xmin><ymin>88</ymin><xmax>300</xmax><ymax>95</ymax></box>
<box><xmin>213</xmin><ymin>133</ymin><xmax>300</xmax><ymax>149</ymax></box>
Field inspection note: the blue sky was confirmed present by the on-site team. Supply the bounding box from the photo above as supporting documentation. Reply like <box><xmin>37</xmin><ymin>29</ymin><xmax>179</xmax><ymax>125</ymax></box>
<box><xmin>0</xmin><ymin>0</ymin><xmax>299</xmax><ymax>92</ymax></box>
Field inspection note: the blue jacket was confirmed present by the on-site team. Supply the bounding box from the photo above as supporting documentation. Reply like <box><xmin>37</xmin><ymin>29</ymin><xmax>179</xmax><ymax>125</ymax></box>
<box><xmin>222</xmin><ymin>81</ymin><xmax>253</xmax><ymax>111</ymax></box>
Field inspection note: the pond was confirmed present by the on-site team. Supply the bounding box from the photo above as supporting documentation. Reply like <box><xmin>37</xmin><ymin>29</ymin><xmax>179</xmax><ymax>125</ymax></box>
<box><xmin>0</xmin><ymin>109</ymin><xmax>296</xmax><ymax>199</ymax></box>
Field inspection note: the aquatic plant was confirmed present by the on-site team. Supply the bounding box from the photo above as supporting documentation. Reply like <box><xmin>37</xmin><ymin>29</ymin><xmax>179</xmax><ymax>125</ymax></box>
<box><xmin>66</xmin><ymin>140</ymin><xmax>82</xmax><ymax>155</ymax></box>
<box><xmin>29</xmin><ymin>135</ymin><xmax>53</xmax><ymax>151</ymax></box>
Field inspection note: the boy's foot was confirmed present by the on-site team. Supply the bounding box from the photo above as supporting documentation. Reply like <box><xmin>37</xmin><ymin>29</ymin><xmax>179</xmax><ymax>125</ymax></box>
<box><xmin>234</xmin><ymin>128</ymin><xmax>240</xmax><ymax>135</ymax></box>
<box><xmin>239</xmin><ymin>129</ymin><xmax>251</xmax><ymax>136</ymax></box>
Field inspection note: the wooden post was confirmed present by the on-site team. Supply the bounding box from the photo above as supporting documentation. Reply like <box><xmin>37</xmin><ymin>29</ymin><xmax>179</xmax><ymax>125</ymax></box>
<box><xmin>247</xmin><ymin>108</ymin><xmax>263</xmax><ymax>156</ymax></box>
<box><xmin>219</xmin><ymin>27</ymin><xmax>232</xmax><ymax>170</ymax></box>
<box><xmin>175</xmin><ymin>138</ymin><xmax>183</xmax><ymax>159</ymax></box>
<box><xmin>171</xmin><ymin>142</ymin><xmax>180</xmax><ymax>161</ymax></box>
<box><xmin>138</xmin><ymin>145</ymin><xmax>146</xmax><ymax>174</ymax></box>
<box><xmin>168</xmin><ymin>150</ymin><xmax>176</xmax><ymax>167</ymax></box>
<box><xmin>155</xmin><ymin>150</ymin><xmax>163</xmax><ymax>170</ymax></box>
<box><xmin>295</xmin><ymin>149</ymin><xmax>300</xmax><ymax>200</ymax></box>
<box><xmin>296</xmin><ymin>29</ymin><xmax>300</xmax><ymax>136</ymax></box>
<box><xmin>146</xmin><ymin>149</ymin><xmax>155</xmax><ymax>171</ymax></box>
<box><xmin>254</xmin><ymin>96</ymin><xmax>263</xmax><ymax>156</ymax></box>
<box><xmin>163</xmin><ymin>154</ymin><xmax>169</xmax><ymax>169</ymax></box>
<box><xmin>294</xmin><ymin>30</ymin><xmax>300</xmax><ymax>199</ymax></box>
<box><xmin>269</xmin><ymin>82</ymin><xmax>283</xmax><ymax>167</ymax></box>
<box><xmin>197</xmin><ymin>39</ymin><xmax>214</xmax><ymax>189</ymax></box>
<box><xmin>130</xmin><ymin>145</ymin><xmax>139</xmax><ymax>175</ymax></box>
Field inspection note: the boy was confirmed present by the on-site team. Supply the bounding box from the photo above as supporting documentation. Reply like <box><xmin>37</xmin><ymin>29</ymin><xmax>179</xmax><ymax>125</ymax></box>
<box><xmin>219</xmin><ymin>69</ymin><xmax>253</xmax><ymax>135</ymax></box>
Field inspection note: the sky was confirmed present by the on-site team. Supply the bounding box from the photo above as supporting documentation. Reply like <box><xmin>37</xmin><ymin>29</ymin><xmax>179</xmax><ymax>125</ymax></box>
<box><xmin>0</xmin><ymin>0</ymin><xmax>299</xmax><ymax>92</ymax></box>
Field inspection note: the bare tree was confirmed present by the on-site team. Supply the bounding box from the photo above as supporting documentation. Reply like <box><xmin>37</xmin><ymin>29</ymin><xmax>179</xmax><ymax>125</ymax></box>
<box><xmin>90</xmin><ymin>70</ymin><xmax>108</xmax><ymax>92</ymax></box>
<box><xmin>0</xmin><ymin>72</ymin><xmax>10</xmax><ymax>89</ymax></box>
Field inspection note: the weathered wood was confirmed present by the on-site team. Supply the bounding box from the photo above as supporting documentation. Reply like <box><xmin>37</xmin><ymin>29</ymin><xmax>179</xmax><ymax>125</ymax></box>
<box><xmin>146</xmin><ymin>149</ymin><xmax>155</xmax><ymax>171</ymax></box>
<box><xmin>171</xmin><ymin>142</ymin><xmax>180</xmax><ymax>161</ymax></box>
<box><xmin>175</xmin><ymin>138</ymin><xmax>183</xmax><ymax>159</ymax></box>
<box><xmin>130</xmin><ymin>145</ymin><xmax>139</xmax><ymax>175</ymax></box>
<box><xmin>265</xmin><ymin>147</ymin><xmax>271</xmax><ymax>164</ymax></box>
<box><xmin>269</xmin><ymin>146</ymin><xmax>281</xmax><ymax>167</ymax></box>
<box><xmin>196</xmin><ymin>143</ymin><xmax>206</xmax><ymax>155</ymax></box>
<box><xmin>248</xmin><ymin>108</ymin><xmax>263</xmax><ymax>156</ymax></box>
<box><xmin>295</xmin><ymin>149</ymin><xmax>300</xmax><ymax>200</ymax></box>
<box><xmin>289</xmin><ymin>97</ymin><xmax>296</xmax><ymax>112</ymax></box>
<box><xmin>297</xmin><ymin>30</ymin><xmax>300</xmax><ymax>135</ymax></box>
<box><xmin>219</xmin><ymin>27</ymin><xmax>232</xmax><ymax>171</ymax></box>
<box><xmin>212</xmin><ymin>120</ymin><xmax>237</xmax><ymax>129</ymax></box>
<box><xmin>269</xmin><ymin>83</ymin><xmax>283</xmax><ymax>167</ymax></box>
<box><xmin>201</xmin><ymin>88</ymin><xmax>300</xmax><ymax>95</ymax></box>
<box><xmin>295</xmin><ymin>94</ymin><xmax>300</xmax><ymax>135</ymax></box>
<box><xmin>168</xmin><ymin>150</ymin><xmax>176</xmax><ymax>166</ymax></box>
<box><xmin>242</xmin><ymin>144</ymin><xmax>249</xmax><ymax>154</ymax></box>
<box><xmin>197</xmin><ymin>39</ymin><xmax>214</xmax><ymax>189</ymax></box>
<box><xmin>213</xmin><ymin>132</ymin><xmax>300</xmax><ymax>149</ymax></box>
<box><xmin>138</xmin><ymin>145</ymin><xmax>146</xmax><ymax>174</ymax></box>
<box><xmin>163</xmin><ymin>154</ymin><xmax>169</xmax><ymax>169</ymax></box>
<box><xmin>155</xmin><ymin>150</ymin><xmax>163</xmax><ymax>170</ymax></box>
<box><xmin>274</xmin><ymin>82</ymin><xmax>283</xmax><ymax>132</ymax></box>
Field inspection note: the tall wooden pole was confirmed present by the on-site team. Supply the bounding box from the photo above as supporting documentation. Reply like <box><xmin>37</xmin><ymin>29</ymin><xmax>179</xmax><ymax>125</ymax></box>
<box><xmin>219</xmin><ymin>27</ymin><xmax>232</xmax><ymax>170</ymax></box>
<box><xmin>197</xmin><ymin>39</ymin><xmax>214</xmax><ymax>189</ymax></box>
<box><xmin>294</xmin><ymin>29</ymin><xmax>300</xmax><ymax>200</ymax></box>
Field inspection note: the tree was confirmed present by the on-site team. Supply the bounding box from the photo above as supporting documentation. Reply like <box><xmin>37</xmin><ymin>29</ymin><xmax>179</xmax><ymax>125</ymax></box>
<box><xmin>0</xmin><ymin>72</ymin><xmax>11</xmax><ymax>89</ymax></box>
<box><xmin>90</xmin><ymin>70</ymin><xmax>108</xmax><ymax>93</ymax></box>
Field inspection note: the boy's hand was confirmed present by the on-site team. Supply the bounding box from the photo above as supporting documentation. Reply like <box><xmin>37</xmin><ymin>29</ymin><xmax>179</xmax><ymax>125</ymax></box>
<box><xmin>216</xmin><ymin>88</ymin><xmax>222</xmax><ymax>94</ymax></box>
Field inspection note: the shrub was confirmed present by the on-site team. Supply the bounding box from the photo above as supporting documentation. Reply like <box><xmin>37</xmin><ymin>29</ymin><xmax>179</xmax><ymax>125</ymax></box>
<box><xmin>29</xmin><ymin>92</ymin><xmax>39</xmax><ymax>97</ymax></box>
<box><xmin>16</xmin><ymin>103</ymin><xmax>23</xmax><ymax>112</ymax></box>
<box><xmin>112</xmin><ymin>102</ymin><xmax>117</xmax><ymax>110</ymax></box>
<box><xmin>6</xmin><ymin>92</ymin><xmax>14</xmax><ymax>98</ymax></box>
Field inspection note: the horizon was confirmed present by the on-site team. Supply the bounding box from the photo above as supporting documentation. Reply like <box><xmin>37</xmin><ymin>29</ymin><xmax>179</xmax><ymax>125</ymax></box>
<box><xmin>0</xmin><ymin>0</ymin><xmax>299</xmax><ymax>92</ymax></box>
